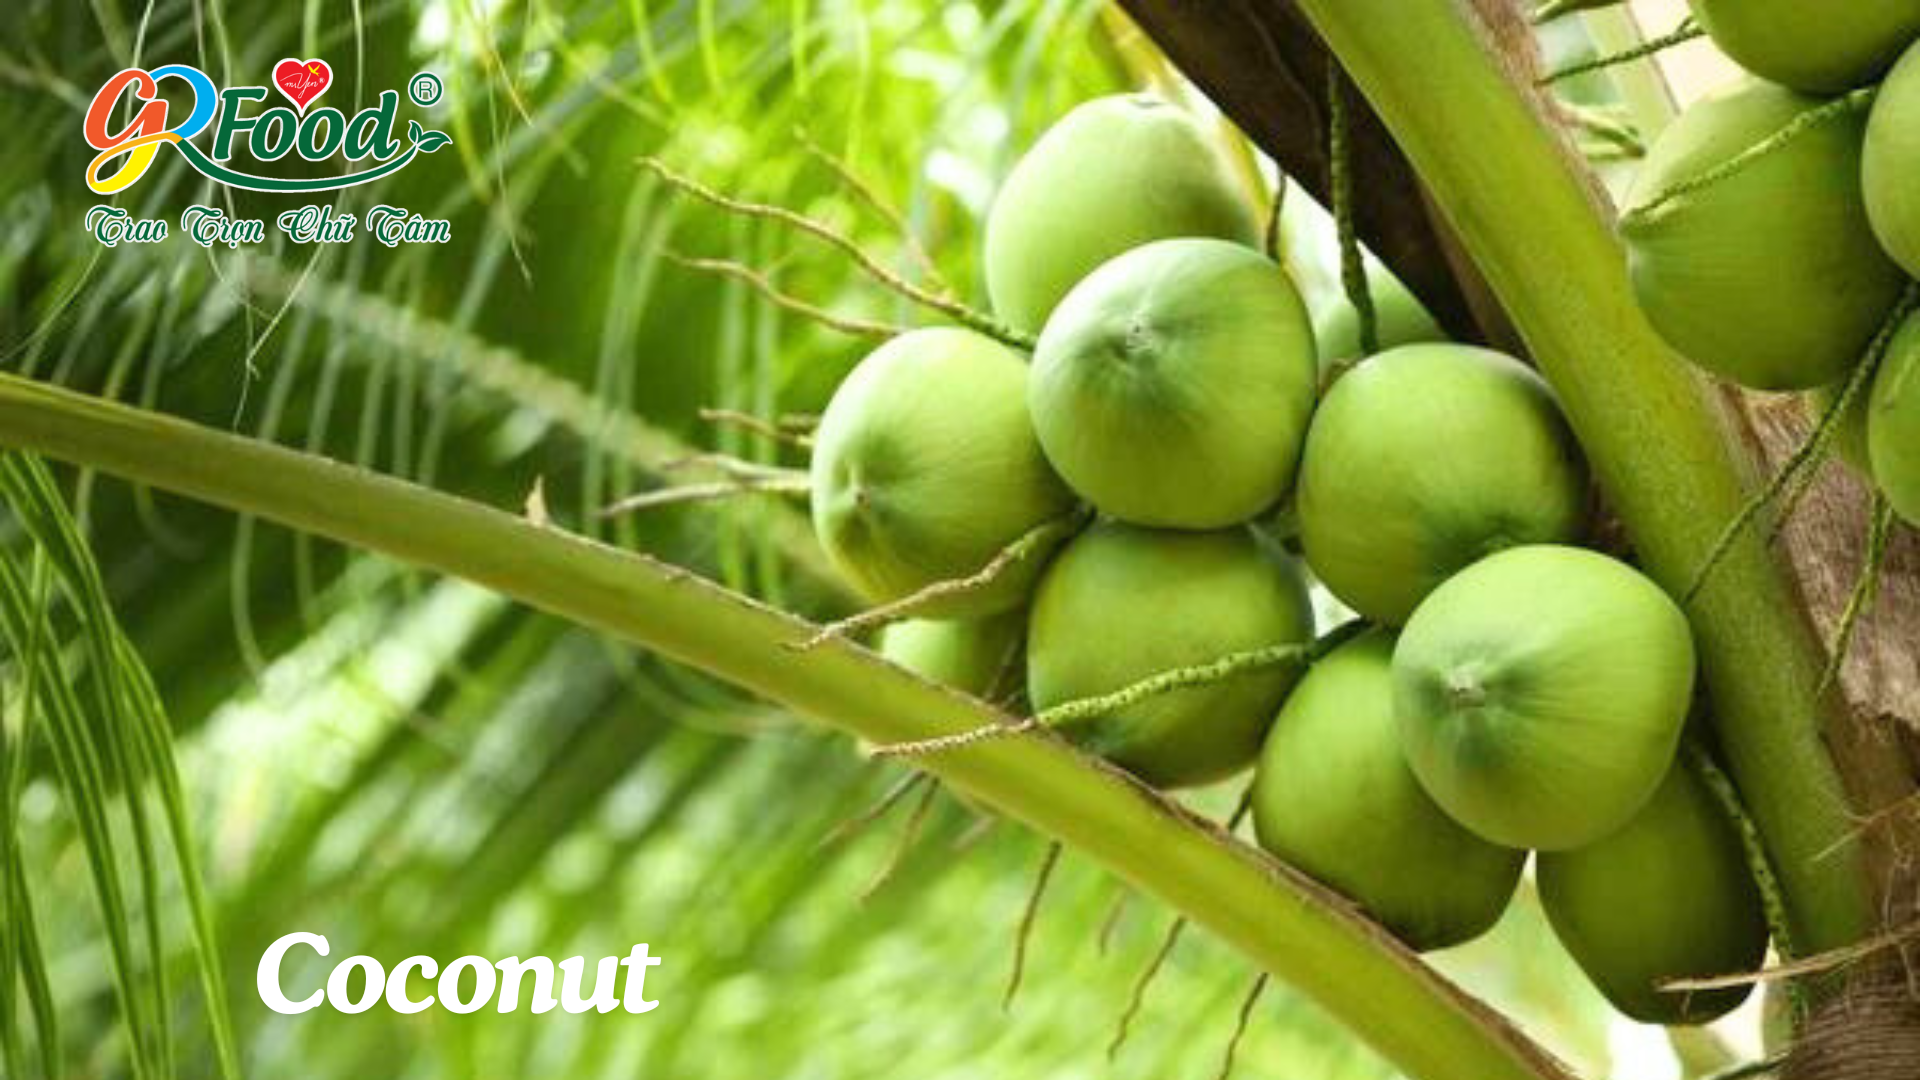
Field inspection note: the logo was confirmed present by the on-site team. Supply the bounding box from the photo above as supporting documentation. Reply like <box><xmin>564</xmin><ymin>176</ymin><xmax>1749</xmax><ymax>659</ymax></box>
<box><xmin>272</xmin><ymin>58</ymin><xmax>333</xmax><ymax>112</ymax></box>
<box><xmin>84</xmin><ymin>62</ymin><xmax>451</xmax><ymax>195</ymax></box>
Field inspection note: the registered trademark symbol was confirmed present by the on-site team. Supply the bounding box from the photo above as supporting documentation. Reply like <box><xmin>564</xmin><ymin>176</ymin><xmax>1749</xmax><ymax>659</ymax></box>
<box><xmin>408</xmin><ymin>71</ymin><xmax>443</xmax><ymax>107</ymax></box>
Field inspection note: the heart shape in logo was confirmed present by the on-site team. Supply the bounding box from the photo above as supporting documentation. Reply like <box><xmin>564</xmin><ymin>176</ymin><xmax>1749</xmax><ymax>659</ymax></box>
<box><xmin>272</xmin><ymin>58</ymin><xmax>333</xmax><ymax>112</ymax></box>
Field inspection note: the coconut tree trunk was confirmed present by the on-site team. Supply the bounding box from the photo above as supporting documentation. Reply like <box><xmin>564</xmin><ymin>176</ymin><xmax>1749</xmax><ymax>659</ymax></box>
<box><xmin>1118</xmin><ymin>0</ymin><xmax>1920</xmax><ymax>1071</ymax></box>
<box><xmin>1739</xmin><ymin>396</ymin><xmax>1920</xmax><ymax>1079</ymax></box>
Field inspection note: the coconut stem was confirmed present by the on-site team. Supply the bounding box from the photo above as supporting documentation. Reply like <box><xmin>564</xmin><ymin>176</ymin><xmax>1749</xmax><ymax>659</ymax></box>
<box><xmin>867</xmin><ymin>715</ymin><xmax>1043</xmax><ymax>759</ymax></box>
<box><xmin>1536</xmin><ymin>17</ymin><xmax>1701</xmax><ymax>87</ymax></box>
<box><xmin>1109</xmin><ymin>916</ymin><xmax>1188</xmax><ymax>1059</ymax></box>
<box><xmin>1227</xmin><ymin>781</ymin><xmax>1257</xmax><ymax>833</ymax></box>
<box><xmin>1098</xmin><ymin>887</ymin><xmax>1132</xmax><ymax>956</ymax></box>
<box><xmin>857</xmin><ymin>775</ymin><xmax>939</xmax><ymax>903</ymax></box>
<box><xmin>794</xmin><ymin>507</ymin><xmax>1091</xmax><ymax>650</ymax></box>
<box><xmin>597</xmin><ymin>474</ymin><xmax>812</xmax><ymax>515</ymax></box>
<box><xmin>1684</xmin><ymin>287</ymin><xmax>1919</xmax><ymax>604</ymax></box>
<box><xmin>661</xmin><ymin>250</ymin><xmax>903</xmax><ymax>340</ymax></box>
<box><xmin>699</xmin><ymin>407</ymin><xmax>818</xmax><ymax>448</ymax></box>
<box><xmin>986</xmin><ymin>625</ymin><xmax>1030</xmax><ymax>709</ymax></box>
<box><xmin>875</xmin><ymin>621</ymin><xmax>1368</xmax><ymax>759</ymax></box>
<box><xmin>1040</xmin><ymin>641</ymin><xmax>1311</xmax><ymax>727</ymax></box>
<box><xmin>1264</xmin><ymin>182</ymin><xmax>1286</xmax><ymax>263</ymax></box>
<box><xmin>1622</xmin><ymin>87</ymin><xmax>1880</xmax><ymax>226</ymax></box>
<box><xmin>1687</xmin><ymin>742</ymin><xmax>1807</xmax><ymax>1017</ymax></box>
<box><xmin>658</xmin><ymin>452</ymin><xmax>802</xmax><ymax>481</ymax></box>
<box><xmin>1328</xmin><ymin>61</ymin><xmax>1380</xmax><ymax>357</ymax></box>
<box><xmin>1213</xmin><ymin>973</ymin><xmax>1271</xmax><ymax>1080</ymax></box>
<box><xmin>641</xmin><ymin>157</ymin><xmax>1035</xmax><ymax>350</ymax></box>
<box><xmin>1814</xmin><ymin>495</ymin><xmax>1898</xmax><ymax>702</ymax></box>
<box><xmin>1529</xmin><ymin>0</ymin><xmax>1624</xmax><ymax>24</ymax></box>
<box><xmin>1109</xmin><ymin>790</ymin><xmax>1256</xmax><ymax>1061</ymax></box>
<box><xmin>793</xmin><ymin>126</ymin><xmax>949</xmax><ymax>293</ymax></box>
<box><xmin>1047</xmin><ymin>620</ymin><xmax>1370</xmax><ymax>729</ymax></box>
<box><xmin>1663</xmin><ymin>919</ymin><xmax>1920</xmax><ymax>993</ymax></box>
<box><xmin>1553</xmin><ymin>101</ymin><xmax>1644</xmax><ymax>159</ymax></box>
<box><xmin>817</xmin><ymin>769</ymin><xmax>929</xmax><ymax>850</ymax></box>
<box><xmin>1004</xmin><ymin>841</ymin><xmax>1062</xmax><ymax>1011</ymax></box>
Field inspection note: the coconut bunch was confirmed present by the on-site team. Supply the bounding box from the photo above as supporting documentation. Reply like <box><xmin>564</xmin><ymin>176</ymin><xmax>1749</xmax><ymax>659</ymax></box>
<box><xmin>749</xmin><ymin>93</ymin><xmax>1773</xmax><ymax>1027</ymax></box>
<box><xmin>1622</xmin><ymin>11</ymin><xmax>1920</xmax><ymax>525</ymax></box>
<box><xmin>833</xmin><ymin>96</ymin><xmax>1323</xmax><ymax>789</ymax></box>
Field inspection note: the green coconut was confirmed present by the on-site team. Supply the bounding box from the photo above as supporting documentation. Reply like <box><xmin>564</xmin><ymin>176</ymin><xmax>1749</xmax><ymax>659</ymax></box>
<box><xmin>1869</xmin><ymin>310</ymin><xmax>1920</xmax><ymax>525</ymax></box>
<box><xmin>1621</xmin><ymin>78</ymin><xmax>1906</xmax><ymax>391</ymax></box>
<box><xmin>1311</xmin><ymin>271</ymin><xmax>1446</xmax><ymax>373</ymax></box>
<box><xmin>1538</xmin><ymin>763</ymin><xmax>1770</xmax><ymax>1024</ymax></box>
<box><xmin>1029</xmin><ymin>239</ymin><xmax>1318</xmax><ymax>529</ymax></box>
<box><xmin>1295</xmin><ymin>344</ymin><xmax>1589</xmax><ymax>626</ymax></box>
<box><xmin>878</xmin><ymin>612</ymin><xmax>1025</xmax><ymax>698</ymax></box>
<box><xmin>984</xmin><ymin>95</ymin><xmax>1260</xmax><ymax>335</ymax></box>
<box><xmin>1393</xmin><ymin>545</ymin><xmax>1696</xmax><ymax>851</ymax></box>
<box><xmin>1252</xmin><ymin>631</ymin><xmax>1524</xmax><ymax>951</ymax></box>
<box><xmin>1865</xmin><ymin>40</ymin><xmax>1920</xmax><ymax>279</ymax></box>
<box><xmin>810</xmin><ymin>328</ymin><xmax>1076</xmax><ymax>616</ymax></box>
<box><xmin>1690</xmin><ymin>0</ymin><xmax>1920</xmax><ymax>93</ymax></box>
<box><xmin>1026</xmin><ymin>522</ymin><xmax>1314</xmax><ymax>788</ymax></box>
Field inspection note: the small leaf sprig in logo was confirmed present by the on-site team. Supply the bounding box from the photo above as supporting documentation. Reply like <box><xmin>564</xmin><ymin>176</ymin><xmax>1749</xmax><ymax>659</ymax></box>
<box><xmin>84</xmin><ymin>62</ymin><xmax>452</xmax><ymax>195</ymax></box>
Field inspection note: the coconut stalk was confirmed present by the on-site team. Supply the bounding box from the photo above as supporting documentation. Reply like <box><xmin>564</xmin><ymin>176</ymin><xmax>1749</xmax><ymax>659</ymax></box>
<box><xmin>1120</xmin><ymin>0</ymin><xmax>1910</xmax><ymax>963</ymax></box>
<box><xmin>0</xmin><ymin>372</ymin><xmax>1573</xmax><ymax>1080</ymax></box>
<box><xmin>1255</xmin><ymin>0</ymin><xmax>1909</xmax><ymax>958</ymax></box>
